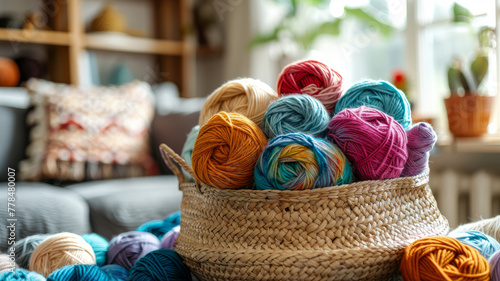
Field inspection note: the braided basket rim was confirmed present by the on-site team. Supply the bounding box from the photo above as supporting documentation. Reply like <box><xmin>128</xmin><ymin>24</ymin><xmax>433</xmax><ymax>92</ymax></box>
<box><xmin>180</xmin><ymin>169</ymin><xmax>429</xmax><ymax>200</ymax></box>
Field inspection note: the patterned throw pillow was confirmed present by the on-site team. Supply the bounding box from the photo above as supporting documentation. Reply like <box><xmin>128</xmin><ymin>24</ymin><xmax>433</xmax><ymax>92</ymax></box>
<box><xmin>20</xmin><ymin>79</ymin><xmax>157</xmax><ymax>182</ymax></box>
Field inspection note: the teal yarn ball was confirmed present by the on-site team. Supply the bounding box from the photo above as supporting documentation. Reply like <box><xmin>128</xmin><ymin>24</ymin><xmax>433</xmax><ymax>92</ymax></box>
<box><xmin>448</xmin><ymin>230</ymin><xmax>500</xmax><ymax>259</ymax></box>
<box><xmin>181</xmin><ymin>125</ymin><xmax>200</xmax><ymax>167</ymax></box>
<box><xmin>137</xmin><ymin>211</ymin><xmax>181</xmax><ymax>240</ymax></box>
<box><xmin>81</xmin><ymin>233</ymin><xmax>109</xmax><ymax>267</ymax></box>
<box><xmin>261</xmin><ymin>94</ymin><xmax>331</xmax><ymax>139</ymax></box>
<box><xmin>254</xmin><ymin>133</ymin><xmax>353</xmax><ymax>190</ymax></box>
<box><xmin>128</xmin><ymin>249</ymin><xmax>192</xmax><ymax>281</ymax></box>
<box><xmin>108</xmin><ymin>63</ymin><xmax>134</xmax><ymax>85</ymax></box>
<box><xmin>0</xmin><ymin>269</ymin><xmax>45</xmax><ymax>281</ymax></box>
<box><xmin>14</xmin><ymin>234</ymin><xmax>52</xmax><ymax>269</ymax></box>
<box><xmin>100</xmin><ymin>265</ymin><xmax>128</xmax><ymax>281</ymax></box>
<box><xmin>47</xmin><ymin>264</ymin><xmax>112</xmax><ymax>281</ymax></box>
<box><xmin>334</xmin><ymin>79</ymin><xmax>412</xmax><ymax>130</ymax></box>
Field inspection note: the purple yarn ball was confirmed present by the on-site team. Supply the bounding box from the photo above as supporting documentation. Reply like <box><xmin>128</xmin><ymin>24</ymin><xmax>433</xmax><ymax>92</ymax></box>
<box><xmin>160</xmin><ymin>225</ymin><xmax>180</xmax><ymax>250</ymax></box>
<box><xmin>107</xmin><ymin>231</ymin><xmax>160</xmax><ymax>270</ymax></box>
<box><xmin>401</xmin><ymin>122</ymin><xmax>437</xmax><ymax>177</ymax></box>
<box><xmin>490</xmin><ymin>250</ymin><xmax>500</xmax><ymax>281</ymax></box>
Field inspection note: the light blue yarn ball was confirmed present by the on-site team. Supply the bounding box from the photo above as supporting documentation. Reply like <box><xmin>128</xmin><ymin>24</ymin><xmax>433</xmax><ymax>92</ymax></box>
<box><xmin>136</xmin><ymin>211</ymin><xmax>181</xmax><ymax>240</ymax></box>
<box><xmin>14</xmin><ymin>234</ymin><xmax>52</xmax><ymax>269</ymax></box>
<box><xmin>0</xmin><ymin>269</ymin><xmax>45</xmax><ymax>281</ymax></box>
<box><xmin>261</xmin><ymin>94</ymin><xmax>331</xmax><ymax>139</ymax></box>
<box><xmin>334</xmin><ymin>79</ymin><xmax>412</xmax><ymax>130</ymax></box>
<box><xmin>100</xmin><ymin>265</ymin><xmax>128</xmax><ymax>281</ymax></box>
<box><xmin>449</xmin><ymin>230</ymin><xmax>500</xmax><ymax>259</ymax></box>
<box><xmin>181</xmin><ymin>125</ymin><xmax>200</xmax><ymax>167</ymax></box>
<box><xmin>81</xmin><ymin>233</ymin><xmax>109</xmax><ymax>267</ymax></box>
<box><xmin>47</xmin><ymin>264</ymin><xmax>112</xmax><ymax>281</ymax></box>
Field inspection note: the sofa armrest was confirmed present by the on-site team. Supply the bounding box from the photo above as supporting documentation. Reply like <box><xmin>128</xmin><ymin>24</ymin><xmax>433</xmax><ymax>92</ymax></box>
<box><xmin>151</xmin><ymin>111</ymin><xmax>200</xmax><ymax>174</ymax></box>
<box><xmin>0</xmin><ymin>88</ymin><xmax>30</xmax><ymax>181</ymax></box>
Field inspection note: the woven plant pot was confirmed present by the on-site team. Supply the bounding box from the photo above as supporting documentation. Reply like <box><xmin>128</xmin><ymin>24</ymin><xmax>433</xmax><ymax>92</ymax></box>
<box><xmin>160</xmin><ymin>144</ymin><xmax>449</xmax><ymax>281</ymax></box>
<box><xmin>444</xmin><ymin>94</ymin><xmax>495</xmax><ymax>137</ymax></box>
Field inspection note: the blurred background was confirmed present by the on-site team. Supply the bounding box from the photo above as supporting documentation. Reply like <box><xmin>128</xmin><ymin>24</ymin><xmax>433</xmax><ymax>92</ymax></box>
<box><xmin>0</xmin><ymin>0</ymin><xmax>499</xmax><ymax>227</ymax></box>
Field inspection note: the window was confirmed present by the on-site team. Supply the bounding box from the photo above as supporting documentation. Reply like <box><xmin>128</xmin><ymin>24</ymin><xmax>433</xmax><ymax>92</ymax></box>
<box><xmin>251</xmin><ymin>0</ymin><xmax>500</xmax><ymax>136</ymax></box>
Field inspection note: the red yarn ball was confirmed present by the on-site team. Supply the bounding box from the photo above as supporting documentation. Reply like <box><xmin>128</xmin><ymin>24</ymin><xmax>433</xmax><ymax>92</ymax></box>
<box><xmin>277</xmin><ymin>59</ymin><xmax>343</xmax><ymax>114</ymax></box>
<box><xmin>327</xmin><ymin>106</ymin><xmax>408</xmax><ymax>181</ymax></box>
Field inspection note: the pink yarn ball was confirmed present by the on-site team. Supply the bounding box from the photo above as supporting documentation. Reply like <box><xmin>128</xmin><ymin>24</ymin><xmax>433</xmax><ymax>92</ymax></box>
<box><xmin>327</xmin><ymin>106</ymin><xmax>408</xmax><ymax>181</ymax></box>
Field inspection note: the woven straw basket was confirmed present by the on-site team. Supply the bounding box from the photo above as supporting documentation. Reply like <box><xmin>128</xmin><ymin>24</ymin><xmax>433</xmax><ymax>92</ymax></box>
<box><xmin>160</xmin><ymin>144</ymin><xmax>449</xmax><ymax>281</ymax></box>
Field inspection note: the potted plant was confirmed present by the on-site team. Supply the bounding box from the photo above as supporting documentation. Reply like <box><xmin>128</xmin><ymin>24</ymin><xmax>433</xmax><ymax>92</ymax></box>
<box><xmin>444</xmin><ymin>27</ymin><xmax>496</xmax><ymax>137</ymax></box>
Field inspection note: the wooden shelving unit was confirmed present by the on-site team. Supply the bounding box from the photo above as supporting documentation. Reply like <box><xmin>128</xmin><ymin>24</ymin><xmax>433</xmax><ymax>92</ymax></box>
<box><xmin>0</xmin><ymin>0</ymin><xmax>197</xmax><ymax>97</ymax></box>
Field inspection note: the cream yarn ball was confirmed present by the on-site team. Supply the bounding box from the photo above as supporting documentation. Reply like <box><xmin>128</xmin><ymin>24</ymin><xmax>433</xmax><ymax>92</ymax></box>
<box><xmin>199</xmin><ymin>78</ymin><xmax>278</xmax><ymax>127</ymax></box>
<box><xmin>0</xmin><ymin>253</ymin><xmax>18</xmax><ymax>273</ymax></box>
<box><xmin>29</xmin><ymin>232</ymin><xmax>96</xmax><ymax>277</ymax></box>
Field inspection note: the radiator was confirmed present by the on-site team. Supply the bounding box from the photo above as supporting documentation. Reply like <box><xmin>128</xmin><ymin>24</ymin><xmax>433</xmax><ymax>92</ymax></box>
<box><xmin>429</xmin><ymin>169</ymin><xmax>500</xmax><ymax>229</ymax></box>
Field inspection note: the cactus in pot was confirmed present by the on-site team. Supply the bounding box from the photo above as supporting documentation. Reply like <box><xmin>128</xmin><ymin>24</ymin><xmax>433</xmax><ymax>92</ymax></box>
<box><xmin>444</xmin><ymin>27</ymin><xmax>495</xmax><ymax>137</ymax></box>
<box><xmin>447</xmin><ymin>27</ymin><xmax>492</xmax><ymax>96</ymax></box>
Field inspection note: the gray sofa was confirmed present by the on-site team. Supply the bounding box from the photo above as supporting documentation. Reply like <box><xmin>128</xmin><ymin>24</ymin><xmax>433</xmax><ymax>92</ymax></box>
<box><xmin>0</xmin><ymin>87</ymin><xmax>201</xmax><ymax>250</ymax></box>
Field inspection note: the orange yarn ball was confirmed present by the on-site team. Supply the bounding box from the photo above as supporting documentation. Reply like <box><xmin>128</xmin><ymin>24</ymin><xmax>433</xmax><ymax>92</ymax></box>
<box><xmin>400</xmin><ymin>236</ymin><xmax>490</xmax><ymax>281</ymax></box>
<box><xmin>0</xmin><ymin>57</ymin><xmax>20</xmax><ymax>87</ymax></box>
<box><xmin>192</xmin><ymin>112</ymin><xmax>267</xmax><ymax>189</ymax></box>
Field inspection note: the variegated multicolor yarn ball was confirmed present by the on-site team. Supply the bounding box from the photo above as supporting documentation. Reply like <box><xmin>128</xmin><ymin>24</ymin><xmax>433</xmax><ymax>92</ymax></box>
<box><xmin>254</xmin><ymin>133</ymin><xmax>353</xmax><ymax>190</ymax></box>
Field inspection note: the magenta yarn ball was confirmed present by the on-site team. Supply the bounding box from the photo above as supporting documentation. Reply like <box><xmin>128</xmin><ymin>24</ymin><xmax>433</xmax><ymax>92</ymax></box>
<box><xmin>327</xmin><ymin>106</ymin><xmax>408</xmax><ymax>181</ymax></box>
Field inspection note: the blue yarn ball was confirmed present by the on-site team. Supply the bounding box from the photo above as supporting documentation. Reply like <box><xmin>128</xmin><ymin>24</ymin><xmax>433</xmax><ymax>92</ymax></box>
<box><xmin>254</xmin><ymin>133</ymin><xmax>353</xmax><ymax>190</ymax></box>
<box><xmin>47</xmin><ymin>265</ymin><xmax>112</xmax><ymax>281</ymax></box>
<box><xmin>334</xmin><ymin>79</ymin><xmax>412</xmax><ymax>130</ymax></box>
<box><xmin>128</xmin><ymin>249</ymin><xmax>192</xmax><ymax>281</ymax></box>
<box><xmin>261</xmin><ymin>94</ymin><xmax>331</xmax><ymax>139</ymax></box>
<box><xmin>136</xmin><ymin>211</ymin><xmax>181</xmax><ymax>240</ymax></box>
<box><xmin>0</xmin><ymin>269</ymin><xmax>45</xmax><ymax>281</ymax></box>
<box><xmin>181</xmin><ymin>125</ymin><xmax>200</xmax><ymax>167</ymax></box>
<box><xmin>100</xmin><ymin>265</ymin><xmax>128</xmax><ymax>281</ymax></box>
<box><xmin>14</xmin><ymin>234</ymin><xmax>52</xmax><ymax>270</ymax></box>
<box><xmin>449</xmin><ymin>230</ymin><xmax>500</xmax><ymax>259</ymax></box>
<box><xmin>81</xmin><ymin>233</ymin><xmax>109</xmax><ymax>267</ymax></box>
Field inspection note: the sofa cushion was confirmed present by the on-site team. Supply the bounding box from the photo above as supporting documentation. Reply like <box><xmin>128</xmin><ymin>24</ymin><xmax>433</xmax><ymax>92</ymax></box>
<box><xmin>66</xmin><ymin>175</ymin><xmax>182</xmax><ymax>240</ymax></box>
<box><xmin>20</xmin><ymin>79</ymin><xmax>157</xmax><ymax>182</ymax></box>
<box><xmin>0</xmin><ymin>182</ymin><xmax>91</xmax><ymax>251</ymax></box>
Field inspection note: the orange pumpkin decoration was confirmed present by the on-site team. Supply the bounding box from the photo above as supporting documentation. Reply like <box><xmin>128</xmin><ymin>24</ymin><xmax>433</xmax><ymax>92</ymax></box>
<box><xmin>0</xmin><ymin>57</ymin><xmax>20</xmax><ymax>87</ymax></box>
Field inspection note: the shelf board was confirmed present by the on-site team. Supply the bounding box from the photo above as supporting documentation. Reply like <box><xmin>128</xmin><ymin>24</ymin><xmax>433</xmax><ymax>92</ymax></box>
<box><xmin>196</xmin><ymin>45</ymin><xmax>224</xmax><ymax>57</ymax></box>
<box><xmin>0</xmin><ymin>28</ymin><xmax>71</xmax><ymax>46</ymax></box>
<box><xmin>85</xmin><ymin>33</ymin><xmax>185</xmax><ymax>55</ymax></box>
<box><xmin>436</xmin><ymin>133</ymin><xmax>500</xmax><ymax>153</ymax></box>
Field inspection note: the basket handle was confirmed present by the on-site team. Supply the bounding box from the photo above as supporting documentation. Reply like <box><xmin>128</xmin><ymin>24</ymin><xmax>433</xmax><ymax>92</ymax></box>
<box><xmin>159</xmin><ymin>143</ymin><xmax>197</xmax><ymax>184</ymax></box>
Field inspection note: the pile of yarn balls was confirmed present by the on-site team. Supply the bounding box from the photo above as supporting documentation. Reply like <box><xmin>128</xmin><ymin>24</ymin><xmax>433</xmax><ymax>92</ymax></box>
<box><xmin>400</xmin><ymin>217</ymin><xmax>500</xmax><ymax>281</ymax></box>
<box><xmin>0</xmin><ymin>211</ymin><xmax>188</xmax><ymax>281</ymax></box>
<box><xmin>184</xmin><ymin>59</ymin><xmax>438</xmax><ymax>191</ymax></box>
